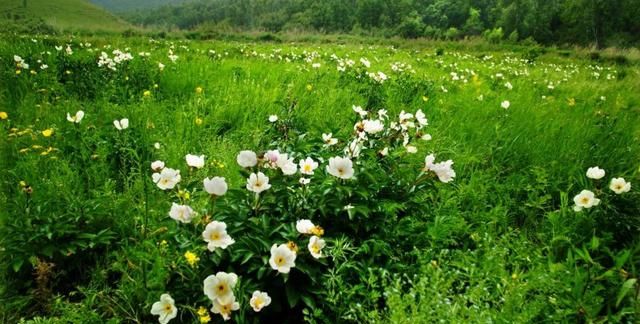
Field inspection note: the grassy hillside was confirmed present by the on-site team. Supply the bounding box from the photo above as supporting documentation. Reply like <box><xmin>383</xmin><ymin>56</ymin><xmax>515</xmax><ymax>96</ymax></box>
<box><xmin>91</xmin><ymin>0</ymin><xmax>195</xmax><ymax>12</ymax></box>
<box><xmin>0</xmin><ymin>0</ymin><xmax>130</xmax><ymax>32</ymax></box>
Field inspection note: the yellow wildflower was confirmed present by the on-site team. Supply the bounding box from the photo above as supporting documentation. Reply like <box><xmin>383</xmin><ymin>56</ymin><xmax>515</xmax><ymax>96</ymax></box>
<box><xmin>177</xmin><ymin>190</ymin><xmax>190</xmax><ymax>201</ymax></box>
<box><xmin>422</xmin><ymin>96</ymin><xmax>429</xmax><ymax>102</ymax></box>
<box><xmin>199</xmin><ymin>314</ymin><xmax>211</xmax><ymax>323</ymax></box>
<box><xmin>195</xmin><ymin>86</ymin><xmax>203</xmax><ymax>94</ymax></box>
<box><xmin>16</xmin><ymin>70</ymin><xmax>21</xmax><ymax>75</ymax></box>
<box><xmin>310</xmin><ymin>226</ymin><xmax>324</xmax><ymax>237</ymax></box>
<box><xmin>184</xmin><ymin>251</ymin><xmax>200</xmax><ymax>267</ymax></box>
<box><xmin>0</xmin><ymin>111</ymin><xmax>7</xmax><ymax>120</ymax></box>
<box><xmin>143</xmin><ymin>90</ymin><xmax>151</xmax><ymax>97</ymax></box>
<box><xmin>42</xmin><ymin>128</ymin><xmax>54</xmax><ymax>137</ymax></box>
<box><xmin>287</xmin><ymin>241</ymin><xmax>298</xmax><ymax>253</ymax></box>
<box><xmin>195</xmin><ymin>117</ymin><xmax>203</xmax><ymax>126</ymax></box>
<box><xmin>306</xmin><ymin>84</ymin><xmax>313</xmax><ymax>91</ymax></box>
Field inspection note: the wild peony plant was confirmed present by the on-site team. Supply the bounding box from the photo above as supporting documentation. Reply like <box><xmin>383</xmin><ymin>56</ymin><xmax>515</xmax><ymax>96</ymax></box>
<box><xmin>148</xmin><ymin>105</ymin><xmax>455</xmax><ymax>322</ymax></box>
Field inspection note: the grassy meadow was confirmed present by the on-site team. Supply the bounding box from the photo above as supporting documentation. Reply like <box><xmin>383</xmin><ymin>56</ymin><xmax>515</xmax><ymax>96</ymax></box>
<box><xmin>0</xmin><ymin>34</ymin><xmax>639</xmax><ymax>323</ymax></box>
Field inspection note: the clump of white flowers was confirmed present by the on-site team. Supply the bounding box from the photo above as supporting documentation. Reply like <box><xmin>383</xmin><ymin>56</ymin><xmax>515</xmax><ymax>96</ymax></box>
<box><xmin>98</xmin><ymin>50</ymin><xmax>133</xmax><ymax>71</ymax></box>
<box><xmin>573</xmin><ymin>166</ymin><xmax>633</xmax><ymax>211</ymax></box>
<box><xmin>145</xmin><ymin>103</ymin><xmax>457</xmax><ymax>321</ymax></box>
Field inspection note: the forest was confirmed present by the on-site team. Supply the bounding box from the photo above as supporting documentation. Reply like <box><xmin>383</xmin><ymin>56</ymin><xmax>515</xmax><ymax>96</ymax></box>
<box><xmin>126</xmin><ymin>0</ymin><xmax>640</xmax><ymax>47</ymax></box>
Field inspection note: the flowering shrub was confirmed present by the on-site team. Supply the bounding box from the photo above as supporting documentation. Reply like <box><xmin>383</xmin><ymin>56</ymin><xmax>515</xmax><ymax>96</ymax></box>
<box><xmin>147</xmin><ymin>105</ymin><xmax>455</xmax><ymax>322</ymax></box>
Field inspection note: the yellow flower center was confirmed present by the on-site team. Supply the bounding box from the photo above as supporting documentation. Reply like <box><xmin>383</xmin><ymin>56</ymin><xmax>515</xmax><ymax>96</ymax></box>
<box><xmin>210</xmin><ymin>232</ymin><xmax>220</xmax><ymax>241</ymax></box>
<box><xmin>581</xmin><ymin>197</ymin><xmax>589</xmax><ymax>204</ymax></box>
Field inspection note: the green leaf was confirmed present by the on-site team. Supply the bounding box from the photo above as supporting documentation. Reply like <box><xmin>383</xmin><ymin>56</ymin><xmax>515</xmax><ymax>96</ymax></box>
<box><xmin>285</xmin><ymin>281</ymin><xmax>301</xmax><ymax>308</ymax></box>
<box><xmin>616</xmin><ymin>278</ymin><xmax>637</xmax><ymax>307</ymax></box>
<box><xmin>12</xmin><ymin>258</ymin><xmax>24</xmax><ymax>272</ymax></box>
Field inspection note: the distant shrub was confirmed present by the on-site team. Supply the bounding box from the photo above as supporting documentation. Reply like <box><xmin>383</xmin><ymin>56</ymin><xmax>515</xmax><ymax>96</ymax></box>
<box><xmin>483</xmin><ymin>27</ymin><xmax>504</xmax><ymax>44</ymax></box>
<box><xmin>256</xmin><ymin>33</ymin><xmax>282</xmax><ymax>42</ymax></box>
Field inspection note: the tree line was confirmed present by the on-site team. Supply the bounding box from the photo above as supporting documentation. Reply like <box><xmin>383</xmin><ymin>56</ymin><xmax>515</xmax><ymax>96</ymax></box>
<box><xmin>126</xmin><ymin>0</ymin><xmax>640</xmax><ymax>47</ymax></box>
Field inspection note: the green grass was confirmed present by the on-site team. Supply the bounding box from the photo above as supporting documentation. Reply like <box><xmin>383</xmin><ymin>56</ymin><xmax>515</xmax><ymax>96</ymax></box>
<box><xmin>0</xmin><ymin>0</ymin><xmax>130</xmax><ymax>32</ymax></box>
<box><xmin>0</xmin><ymin>35</ymin><xmax>639</xmax><ymax>323</ymax></box>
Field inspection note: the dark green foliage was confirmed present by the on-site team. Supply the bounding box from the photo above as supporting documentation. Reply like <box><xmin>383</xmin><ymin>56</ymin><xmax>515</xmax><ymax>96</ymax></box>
<box><xmin>123</xmin><ymin>0</ymin><xmax>640</xmax><ymax>47</ymax></box>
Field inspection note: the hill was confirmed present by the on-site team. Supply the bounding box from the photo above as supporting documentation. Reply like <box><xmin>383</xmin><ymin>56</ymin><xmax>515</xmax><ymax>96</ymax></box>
<box><xmin>0</xmin><ymin>0</ymin><xmax>131</xmax><ymax>32</ymax></box>
<box><xmin>90</xmin><ymin>0</ymin><xmax>196</xmax><ymax>12</ymax></box>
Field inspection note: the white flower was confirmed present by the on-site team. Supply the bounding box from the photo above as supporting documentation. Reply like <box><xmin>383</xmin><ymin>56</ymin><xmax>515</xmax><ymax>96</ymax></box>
<box><xmin>352</xmin><ymin>105</ymin><xmax>368</xmax><ymax>118</ymax></box>
<box><xmin>154</xmin><ymin>142</ymin><xmax>161</xmax><ymax>149</ymax></box>
<box><xmin>186</xmin><ymin>154</ymin><xmax>205</xmax><ymax>169</ymax></box>
<box><xmin>150</xmin><ymin>293</ymin><xmax>177</xmax><ymax>324</ymax></box>
<box><xmin>378</xmin><ymin>109</ymin><xmax>388</xmax><ymax>119</ymax></box>
<box><xmin>501</xmin><ymin>100</ymin><xmax>510</xmax><ymax>109</ymax></box>
<box><xmin>379</xmin><ymin>147</ymin><xmax>389</xmax><ymax>156</ymax></box>
<box><xmin>345</xmin><ymin>139</ymin><xmax>363</xmax><ymax>158</ymax></box>
<box><xmin>264</xmin><ymin>150</ymin><xmax>280</xmax><ymax>164</ymax></box>
<box><xmin>296</xmin><ymin>219</ymin><xmax>315</xmax><ymax>234</ymax></box>
<box><xmin>158</xmin><ymin>62</ymin><xmax>165</xmax><ymax>71</ymax></box>
<box><xmin>363</xmin><ymin>119</ymin><xmax>384</xmax><ymax>134</ymax></box>
<box><xmin>269</xmin><ymin>243</ymin><xmax>296</xmax><ymax>273</ymax></box>
<box><xmin>573</xmin><ymin>189</ymin><xmax>601</xmax><ymax>212</ymax></box>
<box><xmin>308</xmin><ymin>235</ymin><xmax>325</xmax><ymax>259</ymax></box>
<box><xmin>210</xmin><ymin>295</ymin><xmax>240</xmax><ymax>321</ymax></box>
<box><xmin>360</xmin><ymin>57</ymin><xmax>371</xmax><ymax>68</ymax></box>
<box><xmin>311</xmin><ymin>62</ymin><xmax>321</xmax><ymax>68</ymax></box>
<box><xmin>423</xmin><ymin>154</ymin><xmax>456</xmax><ymax>183</ymax></box>
<box><xmin>203</xmin><ymin>177</ymin><xmax>228</xmax><ymax>196</ymax></box>
<box><xmin>246</xmin><ymin>172</ymin><xmax>271</xmax><ymax>193</ymax></box>
<box><xmin>586</xmin><ymin>167</ymin><xmax>605</xmax><ymax>180</ymax></box>
<box><xmin>169</xmin><ymin>203</ymin><xmax>195</xmax><ymax>223</ymax></box>
<box><xmin>276</xmin><ymin>153</ymin><xmax>297</xmax><ymax>175</ymax></box>
<box><xmin>326</xmin><ymin>156</ymin><xmax>354</xmax><ymax>179</ymax></box>
<box><xmin>268</xmin><ymin>115</ymin><xmax>278</xmax><ymax>123</ymax></box>
<box><xmin>113</xmin><ymin>118</ymin><xmax>129</xmax><ymax>130</ymax></box>
<box><xmin>152</xmin><ymin>168</ymin><xmax>181</xmax><ymax>190</ymax></box>
<box><xmin>66</xmin><ymin>110</ymin><xmax>85</xmax><ymax>123</ymax></box>
<box><xmin>299</xmin><ymin>157</ymin><xmax>318</xmax><ymax>175</ymax></box>
<box><xmin>249</xmin><ymin>291</ymin><xmax>271</xmax><ymax>312</ymax></box>
<box><xmin>237</xmin><ymin>150</ymin><xmax>258</xmax><ymax>168</ymax></box>
<box><xmin>202</xmin><ymin>221</ymin><xmax>235</xmax><ymax>251</ymax></box>
<box><xmin>151</xmin><ymin>160</ymin><xmax>165</xmax><ymax>171</ymax></box>
<box><xmin>421</xmin><ymin>134</ymin><xmax>432</xmax><ymax>141</ymax></box>
<box><xmin>415</xmin><ymin>109</ymin><xmax>428</xmax><ymax>126</ymax></box>
<box><xmin>505</xmin><ymin>81</ymin><xmax>513</xmax><ymax>90</ymax></box>
<box><xmin>299</xmin><ymin>177</ymin><xmax>310</xmax><ymax>185</ymax></box>
<box><xmin>610</xmin><ymin>178</ymin><xmax>631</xmax><ymax>194</ymax></box>
<box><xmin>322</xmin><ymin>133</ymin><xmax>338</xmax><ymax>146</ymax></box>
<box><xmin>406</xmin><ymin>145</ymin><xmax>418</xmax><ymax>154</ymax></box>
<box><xmin>203</xmin><ymin>272</ymin><xmax>238</xmax><ymax>304</ymax></box>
